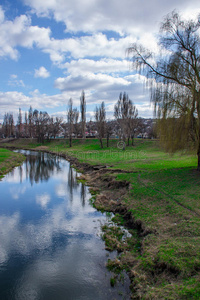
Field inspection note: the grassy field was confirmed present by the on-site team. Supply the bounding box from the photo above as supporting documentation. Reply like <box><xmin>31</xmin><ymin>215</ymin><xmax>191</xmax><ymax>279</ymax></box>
<box><xmin>0</xmin><ymin>148</ymin><xmax>25</xmax><ymax>178</ymax></box>
<box><xmin>1</xmin><ymin>138</ymin><xmax>200</xmax><ymax>299</ymax></box>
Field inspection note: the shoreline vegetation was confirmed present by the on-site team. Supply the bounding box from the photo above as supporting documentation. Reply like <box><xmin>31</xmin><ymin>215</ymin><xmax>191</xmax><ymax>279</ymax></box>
<box><xmin>0</xmin><ymin>138</ymin><xmax>200</xmax><ymax>299</ymax></box>
<box><xmin>0</xmin><ymin>147</ymin><xmax>25</xmax><ymax>179</ymax></box>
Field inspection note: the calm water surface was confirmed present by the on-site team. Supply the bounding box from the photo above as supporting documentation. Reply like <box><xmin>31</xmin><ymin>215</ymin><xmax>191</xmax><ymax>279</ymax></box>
<box><xmin>0</xmin><ymin>150</ymin><xmax>130</xmax><ymax>300</ymax></box>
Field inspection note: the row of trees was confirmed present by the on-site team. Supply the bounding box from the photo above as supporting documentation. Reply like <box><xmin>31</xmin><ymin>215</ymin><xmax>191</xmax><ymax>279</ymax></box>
<box><xmin>2</xmin><ymin>107</ymin><xmax>63</xmax><ymax>143</ymax></box>
<box><xmin>1</xmin><ymin>91</ymin><xmax>87</xmax><ymax>143</ymax></box>
<box><xmin>66</xmin><ymin>91</ymin><xmax>139</xmax><ymax>149</ymax></box>
<box><xmin>2</xmin><ymin>89</ymin><xmax>144</xmax><ymax>148</ymax></box>
<box><xmin>93</xmin><ymin>92</ymin><xmax>138</xmax><ymax>148</ymax></box>
<box><xmin>67</xmin><ymin>91</ymin><xmax>86</xmax><ymax>147</ymax></box>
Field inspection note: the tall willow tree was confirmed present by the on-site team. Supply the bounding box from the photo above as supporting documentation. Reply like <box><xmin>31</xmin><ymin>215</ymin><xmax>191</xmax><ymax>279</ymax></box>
<box><xmin>128</xmin><ymin>11</ymin><xmax>200</xmax><ymax>170</ymax></box>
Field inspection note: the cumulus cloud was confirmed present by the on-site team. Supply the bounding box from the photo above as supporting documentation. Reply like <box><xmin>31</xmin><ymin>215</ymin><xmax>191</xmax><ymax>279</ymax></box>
<box><xmin>0</xmin><ymin>8</ymin><xmax>137</xmax><ymax>64</ymax></box>
<box><xmin>55</xmin><ymin>73</ymin><xmax>130</xmax><ymax>92</ymax></box>
<box><xmin>23</xmin><ymin>0</ymin><xmax>200</xmax><ymax>35</ymax></box>
<box><xmin>61</xmin><ymin>58</ymin><xmax>129</xmax><ymax>75</ymax></box>
<box><xmin>34</xmin><ymin>66</ymin><xmax>50</xmax><ymax>78</ymax></box>
<box><xmin>0</xmin><ymin>9</ymin><xmax>51</xmax><ymax>60</ymax></box>
<box><xmin>0</xmin><ymin>90</ymin><xmax>66</xmax><ymax>123</ymax></box>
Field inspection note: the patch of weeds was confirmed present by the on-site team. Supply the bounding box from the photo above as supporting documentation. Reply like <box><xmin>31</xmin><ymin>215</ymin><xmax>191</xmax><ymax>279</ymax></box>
<box><xmin>112</xmin><ymin>213</ymin><xmax>125</xmax><ymax>226</ymax></box>
<box><xmin>107</xmin><ymin>258</ymin><xmax>123</xmax><ymax>274</ymax></box>
<box><xmin>102</xmin><ymin>224</ymin><xmax>125</xmax><ymax>252</ymax></box>
<box><xmin>88</xmin><ymin>187</ymin><xmax>100</xmax><ymax>195</ymax></box>
<box><xmin>89</xmin><ymin>195</ymin><xmax>96</xmax><ymax>207</ymax></box>
<box><xmin>110</xmin><ymin>276</ymin><xmax>117</xmax><ymax>287</ymax></box>
<box><xmin>106</xmin><ymin>211</ymin><xmax>112</xmax><ymax>218</ymax></box>
<box><xmin>76</xmin><ymin>178</ymin><xmax>87</xmax><ymax>184</ymax></box>
<box><xmin>107</xmin><ymin>258</ymin><xmax>128</xmax><ymax>288</ymax></box>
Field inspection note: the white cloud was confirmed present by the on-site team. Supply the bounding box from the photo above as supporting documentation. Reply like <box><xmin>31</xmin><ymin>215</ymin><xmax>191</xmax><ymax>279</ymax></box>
<box><xmin>23</xmin><ymin>0</ymin><xmax>200</xmax><ymax>35</ymax></box>
<box><xmin>8</xmin><ymin>74</ymin><xmax>25</xmax><ymax>87</ymax></box>
<box><xmin>0</xmin><ymin>8</ymin><xmax>136</xmax><ymax>64</ymax></box>
<box><xmin>0</xmin><ymin>9</ymin><xmax>51</xmax><ymax>60</ymax></box>
<box><xmin>0</xmin><ymin>6</ymin><xmax>4</xmax><ymax>24</ymax></box>
<box><xmin>55</xmin><ymin>73</ymin><xmax>130</xmax><ymax>92</ymax></box>
<box><xmin>0</xmin><ymin>90</ymin><xmax>66</xmax><ymax>123</ymax></box>
<box><xmin>34</xmin><ymin>66</ymin><xmax>50</xmax><ymax>78</ymax></box>
<box><xmin>61</xmin><ymin>58</ymin><xmax>129</xmax><ymax>75</ymax></box>
<box><xmin>36</xmin><ymin>193</ymin><xmax>51</xmax><ymax>208</ymax></box>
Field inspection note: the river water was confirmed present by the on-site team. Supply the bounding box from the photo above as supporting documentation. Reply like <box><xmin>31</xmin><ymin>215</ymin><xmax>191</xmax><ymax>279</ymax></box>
<box><xmin>0</xmin><ymin>150</ymin><xmax>130</xmax><ymax>300</ymax></box>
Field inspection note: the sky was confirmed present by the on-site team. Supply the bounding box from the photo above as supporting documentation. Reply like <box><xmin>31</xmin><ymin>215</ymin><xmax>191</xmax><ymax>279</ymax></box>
<box><xmin>0</xmin><ymin>0</ymin><xmax>200</xmax><ymax>123</ymax></box>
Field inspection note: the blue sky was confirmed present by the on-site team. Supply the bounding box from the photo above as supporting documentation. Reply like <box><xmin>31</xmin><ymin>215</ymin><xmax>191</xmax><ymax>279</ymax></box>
<box><xmin>0</xmin><ymin>0</ymin><xmax>200</xmax><ymax>123</ymax></box>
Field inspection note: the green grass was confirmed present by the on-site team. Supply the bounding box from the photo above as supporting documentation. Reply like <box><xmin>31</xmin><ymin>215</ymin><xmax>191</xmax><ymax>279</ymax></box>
<box><xmin>1</xmin><ymin>137</ymin><xmax>200</xmax><ymax>298</ymax></box>
<box><xmin>0</xmin><ymin>148</ymin><xmax>25</xmax><ymax>178</ymax></box>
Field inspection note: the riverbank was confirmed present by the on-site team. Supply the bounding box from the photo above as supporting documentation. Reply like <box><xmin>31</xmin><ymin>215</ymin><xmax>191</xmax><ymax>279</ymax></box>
<box><xmin>0</xmin><ymin>148</ymin><xmax>25</xmax><ymax>179</ymax></box>
<box><xmin>1</xmin><ymin>138</ymin><xmax>200</xmax><ymax>299</ymax></box>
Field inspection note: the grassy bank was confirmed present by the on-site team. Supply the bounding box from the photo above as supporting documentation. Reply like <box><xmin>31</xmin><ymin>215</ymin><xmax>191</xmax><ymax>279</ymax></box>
<box><xmin>1</xmin><ymin>138</ymin><xmax>200</xmax><ymax>299</ymax></box>
<box><xmin>0</xmin><ymin>148</ymin><xmax>25</xmax><ymax>178</ymax></box>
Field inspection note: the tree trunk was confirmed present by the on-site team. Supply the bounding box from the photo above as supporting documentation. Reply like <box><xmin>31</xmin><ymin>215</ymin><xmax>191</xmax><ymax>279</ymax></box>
<box><xmin>131</xmin><ymin>134</ymin><xmax>134</xmax><ymax>146</ymax></box>
<box><xmin>127</xmin><ymin>137</ymin><xmax>130</xmax><ymax>146</ymax></box>
<box><xmin>107</xmin><ymin>134</ymin><xmax>109</xmax><ymax>148</ymax></box>
<box><xmin>198</xmin><ymin>150</ymin><xmax>200</xmax><ymax>171</ymax></box>
<box><xmin>197</xmin><ymin>130</ymin><xmax>200</xmax><ymax>171</ymax></box>
<box><xmin>197</xmin><ymin>99</ymin><xmax>200</xmax><ymax>171</ymax></box>
<box><xmin>100</xmin><ymin>137</ymin><xmax>103</xmax><ymax>149</ymax></box>
<box><xmin>69</xmin><ymin>135</ymin><xmax>72</xmax><ymax>147</ymax></box>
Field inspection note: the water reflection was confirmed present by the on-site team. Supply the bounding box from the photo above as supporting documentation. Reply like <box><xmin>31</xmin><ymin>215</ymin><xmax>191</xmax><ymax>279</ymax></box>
<box><xmin>81</xmin><ymin>184</ymin><xmax>86</xmax><ymax>207</ymax></box>
<box><xmin>0</xmin><ymin>150</ymin><xmax>130</xmax><ymax>299</ymax></box>
<box><xmin>36</xmin><ymin>193</ymin><xmax>51</xmax><ymax>209</ymax></box>
<box><xmin>27</xmin><ymin>152</ymin><xmax>61</xmax><ymax>185</ymax></box>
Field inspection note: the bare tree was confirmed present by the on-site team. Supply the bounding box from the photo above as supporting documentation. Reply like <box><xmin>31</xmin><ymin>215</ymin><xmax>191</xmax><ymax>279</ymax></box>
<box><xmin>126</xmin><ymin>101</ymin><xmax>138</xmax><ymax>146</ymax></box>
<box><xmin>67</xmin><ymin>98</ymin><xmax>75</xmax><ymax>147</ymax></box>
<box><xmin>9</xmin><ymin>114</ymin><xmax>14</xmax><ymax>137</ymax></box>
<box><xmin>28</xmin><ymin>106</ymin><xmax>34</xmax><ymax>138</ymax></box>
<box><xmin>95</xmin><ymin>102</ymin><xmax>106</xmax><ymax>148</ymax></box>
<box><xmin>80</xmin><ymin>90</ymin><xmax>86</xmax><ymax>138</ymax></box>
<box><xmin>2</xmin><ymin>113</ymin><xmax>9</xmax><ymax>138</ymax></box>
<box><xmin>73</xmin><ymin>108</ymin><xmax>80</xmax><ymax>137</ymax></box>
<box><xmin>49</xmin><ymin>116</ymin><xmax>63</xmax><ymax>139</ymax></box>
<box><xmin>24</xmin><ymin>112</ymin><xmax>28</xmax><ymax>137</ymax></box>
<box><xmin>128</xmin><ymin>11</ymin><xmax>200</xmax><ymax>170</ymax></box>
<box><xmin>17</xmin><ymin>108</ymin><xmax>22</xmax><ymax>138</ymax></box>
<box><xmin>114</xmin><ymin>92</ymin><xmax>138</xmax><ymax>146</ymax></box>
<box><xmin>105</xmin><ymin>120</ymin><xmax>113</xmax><ymax>148</ymax></box>
<box><xmin>33</xmin><ymin>110</ymin><xmax>50</xmax><ymax>143</ymax></box>
<box><xmin>3</xmin><ymin>113</ymin><xmax>14</xmax><ymax>137</ymax></box>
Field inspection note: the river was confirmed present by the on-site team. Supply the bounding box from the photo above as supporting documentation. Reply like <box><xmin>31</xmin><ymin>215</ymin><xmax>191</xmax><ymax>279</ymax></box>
<box><xmin>0</xmin><ymin>150</ymin><xmax>130</xmax><ymax>300</ymax></box>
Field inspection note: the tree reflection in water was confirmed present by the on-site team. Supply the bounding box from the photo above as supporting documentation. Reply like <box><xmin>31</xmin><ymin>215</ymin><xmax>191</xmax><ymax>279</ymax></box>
<box><xmin>20</xmin><ymin>150</ymin><xmax>87</xmax><ymax>208</ymax></box>
<box><xmin>24</xmin><ymin>152</ymin><xmax>62</xmax><ymax>185</ymax></box>
<box><xmin>81</xmin><ymin>183</ymin><xmax>86</xmax><ymax>207</ymax></box>
<box><xmin>67</xmin><ymin>163</ymin><xmax>86</xmax><ymax>207</ymax></box>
